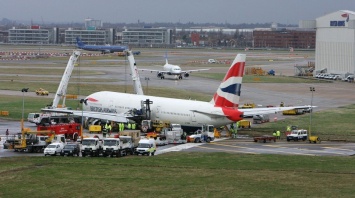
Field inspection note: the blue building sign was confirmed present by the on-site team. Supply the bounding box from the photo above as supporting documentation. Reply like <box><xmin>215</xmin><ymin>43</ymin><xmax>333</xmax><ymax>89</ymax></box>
<box><xmin>330</xmin><ymin>21</ymin><xmax>345</xmax><ymax>27</ymax></box>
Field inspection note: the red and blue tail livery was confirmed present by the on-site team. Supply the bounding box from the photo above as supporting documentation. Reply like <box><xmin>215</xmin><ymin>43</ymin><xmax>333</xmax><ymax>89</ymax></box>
<box><xmin>212</xmin><ymin>54</ymin><xmax>246</xmax><ymax>108</ymax></box>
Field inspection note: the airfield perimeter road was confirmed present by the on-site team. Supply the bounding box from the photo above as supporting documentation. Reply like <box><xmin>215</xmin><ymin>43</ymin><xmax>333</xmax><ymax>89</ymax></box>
<box><xmin>1</xmin><ymin>48</ymin><xmax>355</xmax><ymax>156</ymax></box>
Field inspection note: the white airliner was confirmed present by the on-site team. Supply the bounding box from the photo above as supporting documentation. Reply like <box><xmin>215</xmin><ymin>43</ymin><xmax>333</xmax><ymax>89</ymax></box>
<box><xmin>139</xmin><ymin>54</ymin><xmax>210</xmax><ymax>80</ymax></box>
<box><xmin>43</xmin><ymin>52</ymin><xmax>313</xmax><ymax>132</ymax></box>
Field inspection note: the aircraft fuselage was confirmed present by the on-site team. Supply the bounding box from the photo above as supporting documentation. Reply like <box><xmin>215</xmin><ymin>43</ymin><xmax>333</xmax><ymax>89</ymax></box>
<box><xmin>84</xmin><ymin>91</ymin><xmax>243</xmax><ymax>129</ymax></box>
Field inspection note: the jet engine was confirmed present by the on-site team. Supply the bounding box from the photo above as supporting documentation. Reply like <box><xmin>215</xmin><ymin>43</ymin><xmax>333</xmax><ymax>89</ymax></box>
<box><xmin>157</xmin><ymin>72</ymin><xmax>164</xmax><ymax>79</ymax></box>
<box><xmin>184</xmin><ymin>73</ymin><xmax>190</xmax><ymax>78</ymax></box>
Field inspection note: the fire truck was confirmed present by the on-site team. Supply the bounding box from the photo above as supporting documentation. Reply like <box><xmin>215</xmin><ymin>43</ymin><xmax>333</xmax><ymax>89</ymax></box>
<box><xmin>37</xmin><ymin>123</ymin><xmax>81</xmax><ymax>141</ymax></box>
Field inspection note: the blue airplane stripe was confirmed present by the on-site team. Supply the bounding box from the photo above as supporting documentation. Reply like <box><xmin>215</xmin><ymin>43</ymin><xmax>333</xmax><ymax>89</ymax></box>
<box><xmin>220</xmin><ymin>83</ymin><xmax>241</xmax><ymax>96</ymax></box>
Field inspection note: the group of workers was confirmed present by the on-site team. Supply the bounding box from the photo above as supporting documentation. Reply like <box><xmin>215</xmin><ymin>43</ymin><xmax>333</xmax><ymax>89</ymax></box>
<box><xmin>272</xmin><ymin>130</ymin><xmax>281</xmax><ymax>139</ymax></box>
<box><xmin>101</xmin><ymin>121</ymin><xmax>137</xmax><ymax>138</ymax></box>
<box><xmin>229</xmin><ymin>121</ymin><xmax>283</xmax><ymax>140</ymax></box>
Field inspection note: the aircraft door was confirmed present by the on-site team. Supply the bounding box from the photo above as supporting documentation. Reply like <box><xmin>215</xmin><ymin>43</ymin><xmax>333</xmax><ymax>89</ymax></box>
<box><xmin>191</xmin><ymin>112</ymin><xmax>197</xmax><ymax>123</ymax></box>
<box><xmin>155</xmin><ymin>106</ymin><xmax>160</xmax><ymax>119</ymax></box>
<box><xmin>108</xmin><ymin>99</ymin><xmax>114</xmax><ymax>113</ymax></box>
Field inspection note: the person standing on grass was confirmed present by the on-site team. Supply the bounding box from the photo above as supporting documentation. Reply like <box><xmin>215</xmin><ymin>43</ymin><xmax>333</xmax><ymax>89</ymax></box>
<box><xmin>276</xmin><ymin>130</ymin><xmax>281</xmax><ymax>140</ymax></box>
<box><xmin>273</xmin><ymin>130</ymin><xmax>277</xmax><ymax>138</ymax></box>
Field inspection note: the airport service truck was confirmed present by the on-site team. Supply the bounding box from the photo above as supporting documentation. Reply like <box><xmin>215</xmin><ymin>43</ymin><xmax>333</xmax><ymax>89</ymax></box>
<box><xmin>81</xmin><ymin>138</ymin><xmax>102</xmax><ymax>157</ymax></box>
<box><xmin>102</xmin><ymin>136</ymin><xmax>134</xmax><ymax>157</ymax></box>
<box><xmin>162</xmin><ymin>124</ymin><xmax>186</xmax><ymax>144</ymax></box>
<box><xmin>187</xmin><ymin>124</ymin><xmax>215</xmax><ymax>143</ymax></box>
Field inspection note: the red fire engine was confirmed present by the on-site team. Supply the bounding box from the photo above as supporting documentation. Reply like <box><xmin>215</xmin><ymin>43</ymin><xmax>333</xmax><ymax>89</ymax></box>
<box><xmin>37</xmin><ymin>123</ymin><xmax>81</xmax><ymax>141</ymax></box>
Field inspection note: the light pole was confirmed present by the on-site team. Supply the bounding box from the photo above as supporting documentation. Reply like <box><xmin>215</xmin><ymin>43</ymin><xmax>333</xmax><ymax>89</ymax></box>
<box><xmin>309</xmin><ymin>87</ymin><xmax>315</xmax><ymax>139</ymax></box>
<box><xmin>145</xmin><ymin>77</ymin><xmax>150</xmax><ymax>95</ymax></box>
<box><xmin>21</xmin><ymin>88</ymin><xmax>29</xmax><ymax>132</ymax></box>
<box><xmin>79</xmin><ymin>99</ymin><xmax>88</xmax><ymax>141</ymax></box>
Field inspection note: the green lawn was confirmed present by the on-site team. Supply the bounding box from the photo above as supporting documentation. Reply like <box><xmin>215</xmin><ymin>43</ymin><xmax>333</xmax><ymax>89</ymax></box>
<box><xmin>239</xmin><ymin>104</ymin><xmax>355</xmax><ymax>141</ymax></box>
<box><xmin>0</xmin><ymin>153</ymin><xmax>354</xmax><ymax>197</ymax></box>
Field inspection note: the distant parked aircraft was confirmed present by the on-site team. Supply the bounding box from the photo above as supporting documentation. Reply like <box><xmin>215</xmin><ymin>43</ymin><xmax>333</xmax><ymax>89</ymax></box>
<box><xmin>139</xmin><ymin>53</ymin><xmax>210</xmax><ymax>80</ymax></box>
<box><xmin>76</xmin><ymin>37</ymin><xmax>127</xmax><ymax>54</ymax></box>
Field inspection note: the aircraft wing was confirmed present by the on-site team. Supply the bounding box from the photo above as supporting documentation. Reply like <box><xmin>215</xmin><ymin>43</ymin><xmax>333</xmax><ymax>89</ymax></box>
<box><xmin>182</xmin><ymin>69</ymin><xmax>210</xmax><ymax>73</ymax></box>
<box><xmin>139</xmin><ymin>69</ymin><xmax>168</xmax><ymax>74</ymax></box>
<box><xmin>191</xmin><ymin>110</ymin><xmax>227</xmax><ymax>118</ymax></box>
<box><xmin>41</xmin><ymin>108</ymin><xmax>129</xmax><ymax>123</ymax></box>
<box><xmin>240</xmin><ymin>106</ymin><xmax>314</xmax><ymax>117</ymax></box>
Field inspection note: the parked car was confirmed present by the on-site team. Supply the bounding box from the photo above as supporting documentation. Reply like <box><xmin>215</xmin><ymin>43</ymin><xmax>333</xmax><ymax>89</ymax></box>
<box><xmin>44</xmin><ymin>143</ymin><xmax>64</xmax><ymax>156</ymax></box>
<box><xmin>60</xmin><ymin>143</ymin><xmax>80</xmax><ymax>156</ymax></box>
<box><xmin>332</xmin><ymin>75</ymin><xmax>341</xmax><ymax>80</ymax></box>
<box><xmin>208</xmin><ymin>59</ymin><xmax>216</xmax><ymax>63</ymax></box>
<box><xmin>342</xmin><ymin>75</ymin><xmax>354</xmax><ymax>82</ymax></box>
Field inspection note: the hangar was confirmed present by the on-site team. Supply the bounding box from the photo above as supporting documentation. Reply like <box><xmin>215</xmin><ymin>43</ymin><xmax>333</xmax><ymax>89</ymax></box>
<box><xmin>303</xmin><ymin>10</ymin><xmax>355</xmax><ymax>77</ymax></box>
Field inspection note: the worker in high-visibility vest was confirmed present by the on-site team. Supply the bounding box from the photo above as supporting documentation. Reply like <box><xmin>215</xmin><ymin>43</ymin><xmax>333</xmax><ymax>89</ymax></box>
<box><xmin>107</xmin><ymin>123</ymin><xmax>112</xmax><ymax>137</ymax></box>
<box><xmin>272</xmin><ymin>130</ymin><xmax>277</xmax><ymax>138</ymax></box>
<box><xmin>120</xmin><ymin>123</ymin><xmax>124</xmax><ymax>131</ymax></box>
<box><xmin>103</xmin><ymin>122</ymin><xmax>109</xmax><ymax>138</ymax></box>
<box><xmin>286</xmin><ymin>125</ymin><xmax>291</xmax><ymax>131</ymax></box>
<box><xmin>276</xmin><ymin>130</ymin><xmax>281</xmax><ymax>140</ymax></box>
<box><xmin>132</xmin><ymin>123</ymin><xmax>136</xmax><ymax>130</ymax></box>
<box><xmin>127</xmin><ymin>123</ymin><xmax>132</xmax><ymax>130</ymax></box>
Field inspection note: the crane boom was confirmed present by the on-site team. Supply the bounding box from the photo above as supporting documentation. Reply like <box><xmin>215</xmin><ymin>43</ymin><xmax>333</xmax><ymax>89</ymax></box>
<box><xmin>126</xmin><ymin>50</ymin><xmax>144</xmax><ymax>95</ymax></box>
<box><xmin>51</xmin><ymin>50</ymin><xmax>81</xmax><ymax>108</ymax></box>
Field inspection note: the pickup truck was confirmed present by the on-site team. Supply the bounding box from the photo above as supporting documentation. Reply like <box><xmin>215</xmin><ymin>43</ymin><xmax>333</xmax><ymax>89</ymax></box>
<box><xmin>286</xmin><ymin>129</ymin><xmax>308</xmax><ymax>141</ymax></box>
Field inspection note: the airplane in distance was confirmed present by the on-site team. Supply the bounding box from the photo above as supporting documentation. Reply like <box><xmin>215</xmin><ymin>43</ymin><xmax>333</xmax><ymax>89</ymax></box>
<box><xmin>139</xmin><ymin>53</ymin><xmax>210</xmax><ymax>80</ymax></box>
<box><xmin>44</xmin><ymin>52</ymin><xmax>314</xmax><ymax>132</ymax></box>
<box><xmin>76</xmin><ymin>37</ymin><xmax>128</xmax><ymax>54</ymax></box>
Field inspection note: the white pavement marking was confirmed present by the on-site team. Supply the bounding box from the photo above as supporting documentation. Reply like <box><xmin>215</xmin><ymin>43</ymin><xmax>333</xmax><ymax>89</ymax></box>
<box><xmin>155</xmin><ymin>138</ymin><xmax>228</xmax><ymax>155</ymax></box>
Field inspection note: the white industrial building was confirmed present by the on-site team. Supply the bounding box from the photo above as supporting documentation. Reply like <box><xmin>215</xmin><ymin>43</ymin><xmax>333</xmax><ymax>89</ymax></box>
<box><xmin>301</xmin><ymin>10</ymin><xmax>355</xmax><ymax>77</ymax></box>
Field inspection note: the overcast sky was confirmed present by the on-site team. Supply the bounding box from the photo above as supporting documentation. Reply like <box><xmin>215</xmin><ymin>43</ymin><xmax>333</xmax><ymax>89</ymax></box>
<box><xmin>1</xmin><ymin>0</ymin><xmax>355</xmax><ymax>25</ymax></box>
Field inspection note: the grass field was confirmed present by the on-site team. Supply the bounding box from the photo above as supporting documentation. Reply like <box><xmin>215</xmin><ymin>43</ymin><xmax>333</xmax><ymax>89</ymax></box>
<box><xmin>253</xmin><ymin>104</ymin><xmax>355</xmax><ymax>141</ymax></box>
<box><xmin>0</xmin><ymin>153</ymin><xmax>354</xmax><ymax>197</ymax></box>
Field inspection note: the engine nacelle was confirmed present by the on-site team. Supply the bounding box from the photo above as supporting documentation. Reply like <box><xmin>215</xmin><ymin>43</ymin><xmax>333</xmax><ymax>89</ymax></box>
<box><xmin>184</xmin><ymin>73</ymin><xmax>190</xmax><ymax>78</ymax></box>
<box><xmin>157</xmin><ymin>73</ymin><xmax>163</xmax><ymax>77</ymax></box>
<box><xmin>102</xmin><ymin>50</ymin><xmax>111</xmax><ymax>54</ymax></box>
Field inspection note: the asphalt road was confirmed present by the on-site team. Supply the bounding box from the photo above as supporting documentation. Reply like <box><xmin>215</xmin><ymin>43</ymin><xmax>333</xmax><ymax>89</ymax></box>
<box><xmin>2</xmin><ymin>134</ymin><xmax>355</xmax><ymax>157</ymax></box>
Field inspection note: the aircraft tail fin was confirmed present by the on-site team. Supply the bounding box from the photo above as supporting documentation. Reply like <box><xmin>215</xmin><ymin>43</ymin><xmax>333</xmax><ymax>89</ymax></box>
<box><xmin>210</xmin><ymin>54</ymin><xmax>246</xmax><ymax>108</ymax></box>
<box><xmin>76</xmin><ymin>37</ymin><xmax>85</xmax><ymax>48</ymax></box>
<box><xmin>165</xmin><ymin>51</ymin><xmax>168</xmax><ymax>64</ymax></box>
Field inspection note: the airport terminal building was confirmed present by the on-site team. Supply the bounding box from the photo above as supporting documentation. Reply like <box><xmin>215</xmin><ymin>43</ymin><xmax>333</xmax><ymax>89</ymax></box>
<box><xmin>8</xmin><ymin>27</ymin><xmax>51</xmax><ymax>44</ymax></box>
<box><xmin>122</xmin><ymin>28</ymin><xmax>172</xmax><ymax>47</ymax></box>
<box><xmin>301</xmin><ymin>10</ymin><xmax>355</xmax><ymax>77</ymax></box>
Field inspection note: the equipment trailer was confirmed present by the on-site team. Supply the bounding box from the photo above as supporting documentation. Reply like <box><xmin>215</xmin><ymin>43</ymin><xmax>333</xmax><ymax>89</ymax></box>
<box><xmin>253</xmin><ymin>135</ymin><xmax>276</xmax><ymax>143</ymax></box>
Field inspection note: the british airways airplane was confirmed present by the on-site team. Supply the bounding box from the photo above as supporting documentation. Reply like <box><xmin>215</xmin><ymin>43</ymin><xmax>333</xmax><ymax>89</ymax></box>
<box><xmin>44</xmin><ymin>52</ymin><xmax>313</xmax><ymax>132</ymax></box>
<box><xmin>76</xmin><ymin>37</ymin><xmax>127</xmax><ymax>54</ymax></box>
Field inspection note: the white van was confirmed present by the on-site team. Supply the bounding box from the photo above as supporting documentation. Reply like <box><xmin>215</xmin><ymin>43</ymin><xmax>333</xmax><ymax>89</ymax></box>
<box><xmin>44</xmin><ymin>143</ymin><xmax>64</xmax><ymax>156</ymax></box>
<box><xmin>27</xmin><ymin>113</ymin><xmax>40</xmax><ymax>123</ymax></box>
<box><xmin>135</xmin><ymin>139</ymin><xmax>156</xmax><ymax>156</ymax></box>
